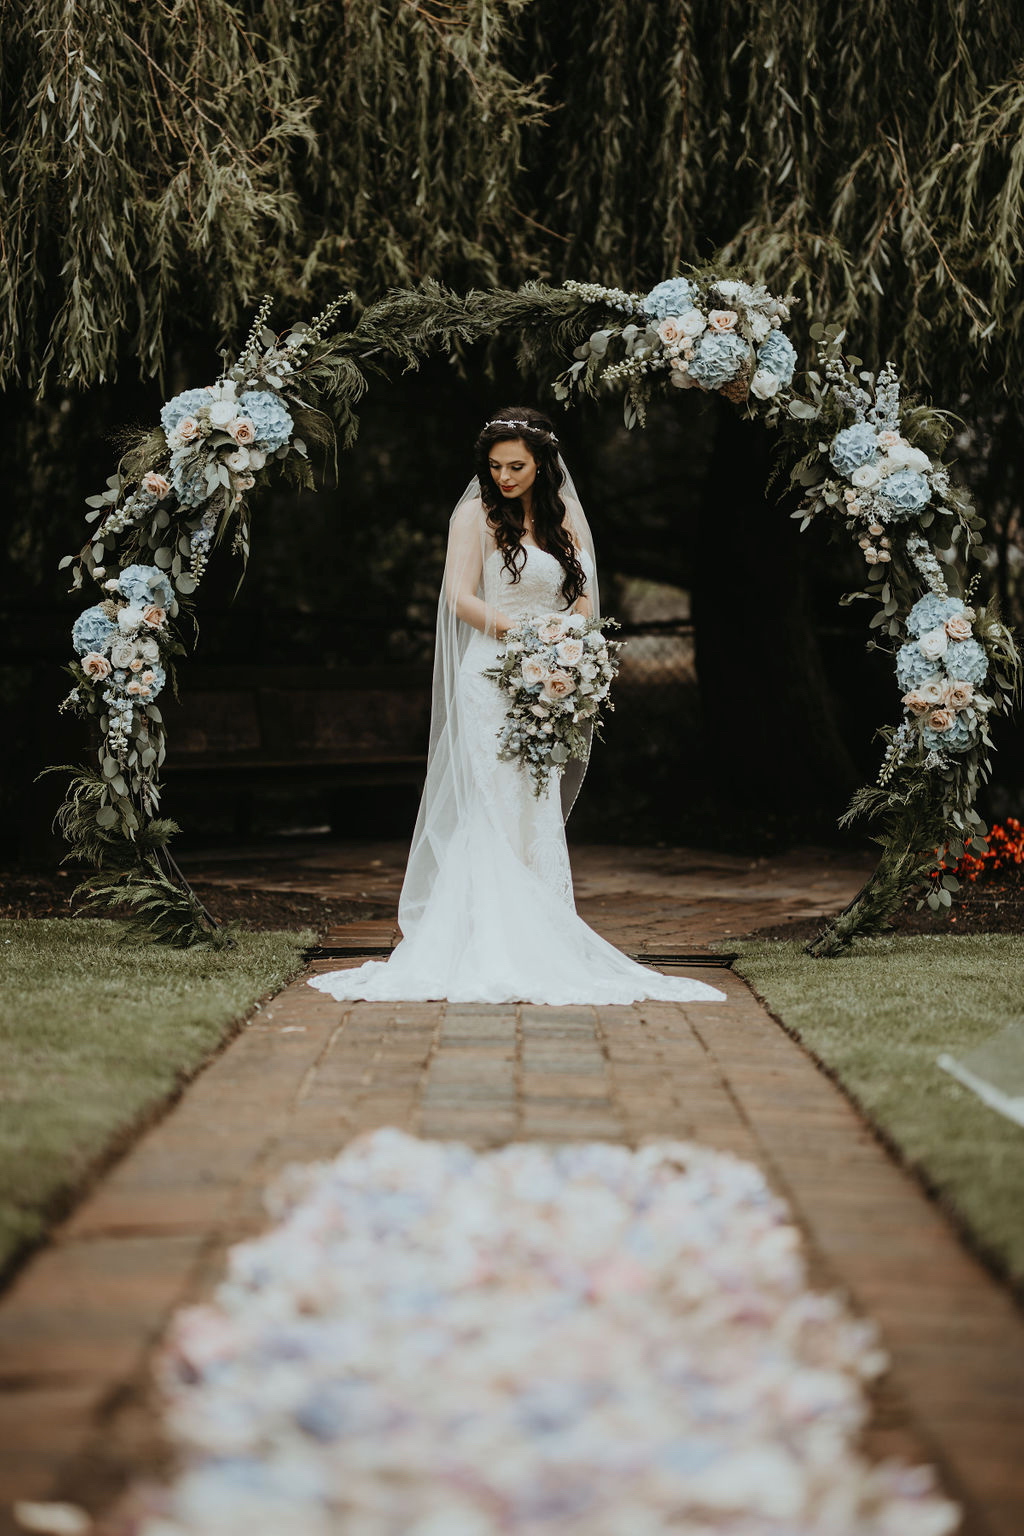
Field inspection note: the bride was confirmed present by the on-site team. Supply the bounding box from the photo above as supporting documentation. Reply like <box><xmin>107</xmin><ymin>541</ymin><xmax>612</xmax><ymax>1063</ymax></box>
<box><xmin>309</xmin><ymin>407</ymin><xmax>725</xmax><ymax>1006</ymax></box>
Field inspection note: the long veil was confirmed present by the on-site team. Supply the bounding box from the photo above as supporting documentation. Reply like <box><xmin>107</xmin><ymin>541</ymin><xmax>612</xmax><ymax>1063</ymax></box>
<box><xmin>397</xmin><ymin>453</ymin><xmax>599</xmax><ymax>938</ymax></box>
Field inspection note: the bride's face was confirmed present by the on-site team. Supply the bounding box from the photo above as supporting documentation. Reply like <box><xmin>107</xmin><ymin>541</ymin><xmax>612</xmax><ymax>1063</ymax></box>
<box><xmin>488</xmin><ymin>438</ymin><xmax>537</xmax><ymax>503</ymax></box>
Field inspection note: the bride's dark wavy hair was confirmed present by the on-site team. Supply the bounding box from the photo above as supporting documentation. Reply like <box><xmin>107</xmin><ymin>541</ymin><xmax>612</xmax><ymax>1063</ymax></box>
<box><xmin>473</xmin><ymin>405</ymin><xmax>586</xmax><ymax>608</ymax></box>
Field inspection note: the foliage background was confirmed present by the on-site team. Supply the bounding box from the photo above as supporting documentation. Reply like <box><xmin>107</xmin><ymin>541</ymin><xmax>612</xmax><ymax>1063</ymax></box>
<box><xmin>2</xmin><ymin>0</ymin><xmax>1022</xmax><ymax>857</ymax></box>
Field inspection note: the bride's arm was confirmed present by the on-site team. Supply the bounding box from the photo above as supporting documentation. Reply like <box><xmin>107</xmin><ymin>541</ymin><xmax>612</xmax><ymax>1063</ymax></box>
<box><xmin>445</xmin><ymin>500</ymin><xmax>513</xmax><ymax>637</ymax></box>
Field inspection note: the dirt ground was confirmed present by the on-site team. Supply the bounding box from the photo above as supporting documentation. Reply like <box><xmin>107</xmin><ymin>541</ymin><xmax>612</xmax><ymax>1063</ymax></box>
<box><xmin>0</xmin><ymin>868</ymin><xmax>380</xmax><ymax>933</ymax></box>
<box><xmin>2</xmin><ymin>851</ymin><xmax>1020</xmax><ymax>942</ymax></box>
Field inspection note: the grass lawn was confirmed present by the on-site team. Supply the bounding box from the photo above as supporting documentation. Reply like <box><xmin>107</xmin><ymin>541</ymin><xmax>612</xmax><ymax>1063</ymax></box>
<box><xmin>0</xmin><ymin>917</ymin><xmax>312</xmax><ymax>1278</ymax></box>
<box><xmin>728</xmin><ymin>934</ymin><xmax>1024</xmax><ymax>1293</ymax></box>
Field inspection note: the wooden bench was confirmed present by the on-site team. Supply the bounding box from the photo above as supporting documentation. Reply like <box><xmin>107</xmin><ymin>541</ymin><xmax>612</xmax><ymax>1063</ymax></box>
<box><xmin>159</xmin><ymin>664</ymin><xmax>433</xmax><ymax>832</ymax></box>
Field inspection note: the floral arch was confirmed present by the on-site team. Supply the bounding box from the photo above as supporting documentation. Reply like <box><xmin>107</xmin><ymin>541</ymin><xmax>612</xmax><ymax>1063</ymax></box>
<box><xmin>50</xmin><ymin>273</ymin><xmax>1021</xmax><ymax>955</ymax></box>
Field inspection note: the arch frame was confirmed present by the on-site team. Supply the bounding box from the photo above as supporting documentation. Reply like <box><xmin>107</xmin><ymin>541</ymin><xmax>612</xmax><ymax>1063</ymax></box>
<box><xmin>49</xmin><ymin>276</ymin><xmax>1021</xmax><ymax>954</ymax></box>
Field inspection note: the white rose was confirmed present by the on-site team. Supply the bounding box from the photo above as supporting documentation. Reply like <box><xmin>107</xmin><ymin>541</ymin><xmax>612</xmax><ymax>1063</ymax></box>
<box><xmin>110</xmin><ymin>638</ymin><xmax>136</xmax><ymax>669</ymax></box>
<box><xmin>886</xmin><ymin>443</ymin><xmax>931</xmax><ymax>473</ymax></box>
<box><xmin>851</xmin><ymin>463</ymin><xmax>881</xmax><ymax>489</ymax></box>
<box><xmin>247</xmin><ymin>447</ymin><xmax>267</xmax><ymax>471</ymax></box>
<box><xmin>117</xmin><ymin>605</ymin><xmax>144</xmax><ymax>634</ymax></box>
<box><xmin>521</xmin><ymin>656</ymin><xmax>549</xmax><ymax>686</ymax></box>
<box><xmin>579</xmin><ymin>659</ymin><xmax>598</xmax><ymax>680</ymax></box>
<box><xmin>564</xmin><ymin>613</ymin><xmax>586</xmax><ymax>632</ymax></box>
<box><xmin>918</xmin><ymin>625</ymin><xmax>949</xmax><ymax>662</ymax></box>
<box><xmin>139</xmin><ymin>637</ymin><xmax>160</xmax><ymax>662</ymax></box>
<box><xmin>208</xmin><ymin>400</ymin><xmax>237</xmax><ymax>428</ymax></box>
<box><xmin>585</xmin><ymin>631</ymin><xmax>603</xmax><ymax>649</ymax></box>
<box><xmin>103</xmin><ymin>578</ymin><xmax>120</xmax><ymax>592</ymax></box>
<box><xmin>678</xmin><ymin>309</ymin><xmax>706</xmax><ymax>337</ymax></box>
<box><xmin>750</xmin><ymin>369</ymin><xmax>781</xmax><ymax>400</ymax></box>
<box><xmin>749</xmin><ymin>313</ymin><xmax>771</xmax><ymax>344</ymax></box>
<box><xmin>225</xmin><ymin>447</ymin><xmax>251</xmax><ymax>471</ymax></box>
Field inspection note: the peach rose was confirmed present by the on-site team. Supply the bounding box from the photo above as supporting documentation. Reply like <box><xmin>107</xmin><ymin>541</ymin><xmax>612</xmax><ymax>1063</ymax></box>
<box><xmin>657</xmin><ymin>317</ymin><xmax>682</xmax><ymax>346</ymax></box>
<box><xmin>542</xmin><ymin>669</ymin><xmax>575</xmax><ymax>701</ymax></box>
<box><xmin>556</xmin><ymin>636</ymin><xmax>584</xmax><ymax>666</ymax></box>
<box><xmin>237</xmin><ymin>473</ymin><xmax>256</xmax><ymax>491</ymax></box>
<box><xmin>129</xmin><ymin>657</ymin><xmax>144</xmax><ymax>673</ymax></box>
<box><xmin>521</xmin><ymin>655</ymin><xmax>549</xmax><ymax>687</ymax></box>
<box><xmin>901</xmin><ymin>689</ymin><xmax>929</xmax><ymax>715</ymax></box>
<box><xmin>142</xmin><ymin>605</ymin><xmax>166</xmax><ymax>629</ymax></box>
<box><xmin>81</xmin><ymin>651</ymin><xmax>111</xmax><ymax>680</ymax></box>
<box><xmin>928</xmin><ymin>709</ymin><xmax>955</xmax><ymax>732</ymax></box>
<box><xmin>141</xmin><ymin>670</ymin><xmax>156</xmax><ymax>684</ymax></box>
<box><xmin>944</xmin><ymin>679</ymin><xmax>975</xmax><ymax>709</ymax></box>
<box><xmin>878</xmin><ymin>431</ymin><xmax>903</xmax><ymax>449</ymax></box>
<box><xmin>944</xmin><ymin>615</ymin><xmax>973</xmax><ymax>642</ymax></box>
<box><xmin>537</xmin><ymin>616</ymin><xmax>567</xmax><ymax>644</ymax></box>
<box><xmin>126</xmin><ymin>678</ymin><xmax>143</xmax><ymax>695</ymax></box>
<box><xmin>142</xmin><ymin>471</ymin><xmax>171</xmax><ymax>498</ymax></box>
<box><xmin>868</xmin><ymin>522</ymin><xmax>885</xmax><ymax>536</ymax></box>
<box><xmin>176</xmin><ymin>416</ymin><xmax>201</xmax><ymax>443</ymax></box>
<box><xmin>229</xmin><ymin>416</ymin><xmax>256</xmax><ymax>445</ymax></box>
<box><xmin>707</xmin><ymin>309</ymin><xmax>738</xmax><ymax>332</ymax></box>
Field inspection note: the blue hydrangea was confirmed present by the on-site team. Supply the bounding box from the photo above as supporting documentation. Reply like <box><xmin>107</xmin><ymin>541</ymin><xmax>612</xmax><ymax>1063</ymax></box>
<box><xmin>923</xmin><ymin>711</ymin><xmax>975</xmax><ymax>754</ymax></box>
<box><xmin>895</xmin><ymin>643</ymin><xmax>942</xmax><ymax>693</ymax></box>
<box><xmin>160</xmin><ymin>388</ymin><xmax>210</xmax><ymax>437</ymax></box>
<box><xmin>238</xmin><ymin>389</ymin><xmax>293</xmax><ymax>452</ymax></box>
<box><xmin>72</xmin><ymin>605</ymin><xmax>117</xmax><ymax>657</ymax></box>
<box><xmin>118</xmin><ymin>564</ymin><xmax>174</xmax><ymax>609</ymax></box>
<box><xmin>944</xmin><ymin>637</ymin><xmax>989</xmax><ymax>687</ymax></box>
<box><xmin>755</xmin><ymin>330</ymin><xmax>797</xmax><ymax>384</ymax></box>
<box><xmin>877</xmin><ymin>469</ymin><xmax>931</xmax><ymax>516</ymax></box>
<box><xmin>687</xmin><ymin>330</ymin><xmax>749</xmax><ymax>390</ymax></box>
<box><xmin>906</xmin><ymin>593</ymin><xmax>965</xmax><ymax>638</ymax></box>
<box><xmin>642</xmin><ymin>278</ymin><xmax>694</xmax><ymax>320</ymax></box>
<box><xmin>172</xmin><ymin>455</ymin><xmax>213</xmax><ymax>509</ymax></box>
<box><xmin>829</xmin><ymin>423</ymin><xmax>880</xmax><ymax>478</ymax></box>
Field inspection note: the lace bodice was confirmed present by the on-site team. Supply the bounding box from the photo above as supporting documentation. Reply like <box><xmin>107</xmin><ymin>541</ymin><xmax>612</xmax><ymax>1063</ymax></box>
<box><xmin>484</xmin><ymin>543</ymin><xmax>594</xmax><ymax>621</ymax></box>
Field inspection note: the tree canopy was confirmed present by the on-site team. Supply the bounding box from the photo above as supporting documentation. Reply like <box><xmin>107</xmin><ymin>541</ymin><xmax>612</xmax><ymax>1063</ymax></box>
<box><xmin>2</xmin><ymin>0</ymin><xmax>1022</xmax><ymax>410</ymax></box>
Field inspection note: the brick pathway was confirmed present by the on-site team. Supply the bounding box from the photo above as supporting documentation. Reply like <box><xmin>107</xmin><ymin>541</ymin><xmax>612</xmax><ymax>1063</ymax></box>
<box><xmin>1</xmin><ymin>844</ymin><xmax>1022</xmax><ymax>1536</ymax></box>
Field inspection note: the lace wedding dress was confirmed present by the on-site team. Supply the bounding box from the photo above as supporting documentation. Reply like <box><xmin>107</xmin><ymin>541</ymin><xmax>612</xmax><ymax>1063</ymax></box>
<box><xmin>309</xmin><ymin>476</ymin><xmax>725</xmax><ymax>1007</ymax></box>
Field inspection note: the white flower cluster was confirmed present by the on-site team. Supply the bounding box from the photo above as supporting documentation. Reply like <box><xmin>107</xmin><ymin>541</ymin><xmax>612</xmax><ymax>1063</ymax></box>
<box><xmin>134</xmin><ymin>1127</ymin><xmax>959</xmax><ymax>1536</ymax></box>
<box><xmin>562</xmin><ymin>278</ymin><xmax>641</xmax><ymax>314</ymax></box>
<box><xmin>485</xmin><ymin>611</ymin><xmax>622</xmax><ymax>798</ymax></box>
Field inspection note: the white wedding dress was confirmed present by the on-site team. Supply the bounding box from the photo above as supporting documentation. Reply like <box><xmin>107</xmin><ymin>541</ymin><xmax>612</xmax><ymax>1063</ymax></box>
<box><xmin>309</xmin><ymin>481</ymin><xmax>725</xmax><ymax>1007</ymax></box>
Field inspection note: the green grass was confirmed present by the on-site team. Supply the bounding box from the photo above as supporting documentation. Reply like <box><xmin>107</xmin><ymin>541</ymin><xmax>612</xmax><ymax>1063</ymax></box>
<box><xmin>728</xmin><ymin>934</ymin><xmax>1024</xmax><ymax>1292</ymax></box>
<box><xmin>0</xmin><ymin>918</ymin><xmax>313</xmax><ymax>1276</ymax></box>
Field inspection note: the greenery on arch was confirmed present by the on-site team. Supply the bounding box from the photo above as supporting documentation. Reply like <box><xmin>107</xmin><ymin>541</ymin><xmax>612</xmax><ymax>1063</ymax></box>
<box><xmin>47</xmin><ymin>273</ymin><xmax>1021</xmax><ymax>955</ymax></box>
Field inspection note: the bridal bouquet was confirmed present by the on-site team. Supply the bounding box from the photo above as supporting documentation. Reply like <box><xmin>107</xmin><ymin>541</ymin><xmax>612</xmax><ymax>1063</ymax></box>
<box><xmin>485</xmin><ymin>612</ymin><xmax>623</xmax><ymax>798</ymax></box>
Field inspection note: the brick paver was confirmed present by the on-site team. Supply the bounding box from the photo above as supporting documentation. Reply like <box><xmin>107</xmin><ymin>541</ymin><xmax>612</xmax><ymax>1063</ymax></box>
<box><xmin>1</xmin><ymin>844</ymin><xmax>1022</xmax><ymax>1536</ymax></box>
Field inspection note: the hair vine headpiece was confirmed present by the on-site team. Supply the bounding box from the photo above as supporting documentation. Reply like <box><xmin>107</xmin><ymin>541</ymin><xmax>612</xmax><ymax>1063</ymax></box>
<box><xmin>484</xmin><ymin>416</ymin><xmax>559</xmax><ymax>444</ymax></box>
